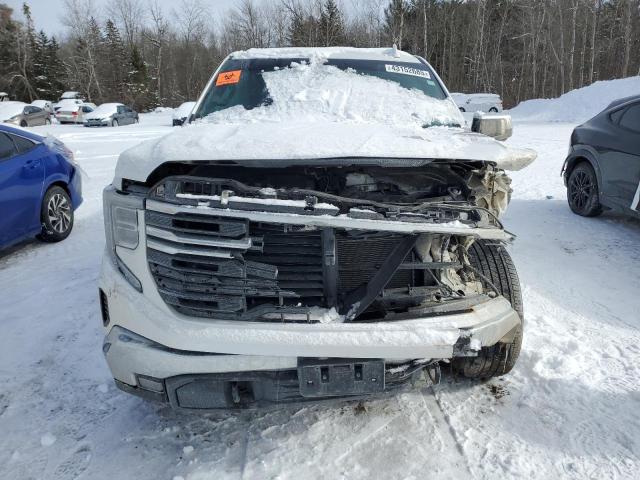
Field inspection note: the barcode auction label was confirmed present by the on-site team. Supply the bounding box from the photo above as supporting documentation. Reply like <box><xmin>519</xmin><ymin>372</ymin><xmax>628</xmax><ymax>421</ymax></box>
<box><xmin>385</xmin><ymin>64</ymin><xmax>431</xmax><ymax>79</ymax></box>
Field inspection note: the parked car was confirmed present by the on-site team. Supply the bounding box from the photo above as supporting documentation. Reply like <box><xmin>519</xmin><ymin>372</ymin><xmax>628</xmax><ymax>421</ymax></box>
<box><xmin>84</xmin><ymin>103</ymin><xmax>139</xmax><ymax>127</ymax></box>
<box><xmin>563</xmin><ymin>94</ymin><xmax>640</xmax><ymax>219</ymax></box>
<box><xmin>452</xmin><ymin>93</ymin><xmax>503</xmax><ymax>113</ymax></box>
<box><xmin>31</xmin><ymin>99</ymin><xmax>54</xmax><ymax>114</ymax></box>
<box><xmin>58</xmin><ymin>91</ymin><xmax>84</xmax><ymax>101</ymax></box>
<box><xmin>55</xmin><ymin>101</ymin><xmax>96</xmax><ymax>124</ymax></box>
<box><xmin>0</xmin><ymin>124</ymin><xmax>82</xmax><ymax>250</ymax></box>
<box><xmin>172</xmin><ymin>101</ymin><xmax>196</xmax><ymax>126</ymax></box>
<box><xmin>0</xmin><ymin>101</ymin><xmax>50</xmax><ymax>127</ymax></box>
<box><xmin>100</xmin><ymin>47</ymin><xmax>536</xmax><ymax>411</ymax></box>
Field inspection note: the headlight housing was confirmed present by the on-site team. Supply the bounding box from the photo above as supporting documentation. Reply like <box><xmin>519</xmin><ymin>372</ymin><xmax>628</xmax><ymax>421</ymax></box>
<box><xmin>104</xmin><ymin>185</ymin><xmax>143</xmax><ymax>291</ymax></box>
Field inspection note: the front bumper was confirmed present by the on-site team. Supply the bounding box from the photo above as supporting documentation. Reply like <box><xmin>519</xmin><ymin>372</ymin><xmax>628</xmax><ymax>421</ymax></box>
<box><xmin>100</xmin><ymin>252</ymin><xmax>520</xmax><ymax>405</ymax></box>
<box><xmin>85</xmin><ymin>119</ymin><xmax>109</xmax><ymax>127</ymax></box>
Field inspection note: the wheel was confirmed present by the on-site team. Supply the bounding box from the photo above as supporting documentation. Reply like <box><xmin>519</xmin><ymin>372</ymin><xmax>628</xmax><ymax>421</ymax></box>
<box><xmin>459</xmin><ymin>107</ymin><xmax>466</xmax><ymax>112</ymax></box>
<box><xmin>20</xmin><ymin>120</ymin><xmax>28</xmax><ymax>127</ymax></box>
<box><xmin>567</xmin><ymin>162</ymin><xmax>602</xmax><ymax>217</ymax></box>
<box><xmin>38</xmin><ymin>186</ymin><xmax>74</xmax><ymax>242</ymax></box>
<box><xmin>45</xmin><ymin>118</ymin><xmax>51</xmax><ymax>125</ymax></box>
<box><xmin>489</xmin><ymin>107</ymin><xmax>499</xmax><ymax>113</ymax></box>
<box><xmin>135</xmin><ymin>116</ymin><xmax>139</xmax><ymax>123</ymax></box>
<box><xmin>453</xmin><ymin>240</ymin><xmax>523</xmax><ymax>378</ymax></box>
<box><xmin>112</xmin><ymin>119</ymin><xmax>119</xmax><ymax>127</ymax></box>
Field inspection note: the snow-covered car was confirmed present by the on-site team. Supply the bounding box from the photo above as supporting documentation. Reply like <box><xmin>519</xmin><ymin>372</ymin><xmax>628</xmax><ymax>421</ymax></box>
<box><xmin>453</xmin><ymin>93</ymin><xmax>503</xmax><ymax>113</ymax></box>
<box><xmin>172</xmin><ymin>101</ymin><xmax>196</xmax><ymax>126</ymax></box>
<box><xmin>0</xmin><ymin>101</ymin><xmax>50</xmax><ymax>127</ymax></box>
<box><xmin>31</xmin><ymin>99</ymin><xmax>54</xmax><ymax>114</ymax></box>
<box><xmin>84</xmin><ymin>103</ymin><xmax>139</xmax><ymax>127</ymax></box>
<box><xmin>58</xmin><ymin>91</ymin><xmax>84</xmax><ymax>101</ymax></box>
<box><xmin>100</xmin><ymin>47</ymin><xmax>536</xmax><ymax>411</ymax></box>
<box><xmin>55</xmin><ymin>101</ymin><xmax>96</xmax><ymax>124</ymax></box>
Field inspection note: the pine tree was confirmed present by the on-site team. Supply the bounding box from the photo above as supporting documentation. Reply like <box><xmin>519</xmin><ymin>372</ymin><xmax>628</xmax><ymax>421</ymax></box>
<box><xmin>319</xmin><ymin>0</ymin><xmax>345</xmax><ymax>46</ymax></box>
<box><xmin>103</xmin><ymin>19</ymin><xmax>128</xmax><ymax>100</ymax></box>
<box><xmin>127</xmin><ymin>45</ymin><xmax>153</xmax><ymax>110</ymax></box>
<box><xmin>46</xmin><ymin>36</ymin><xmax>65</xmax><ymax>99</ymax></box>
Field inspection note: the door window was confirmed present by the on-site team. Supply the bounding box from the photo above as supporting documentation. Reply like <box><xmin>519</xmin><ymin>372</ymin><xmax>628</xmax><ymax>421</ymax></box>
<box><xmin>0</xmin><ymin>132</ymin><xmax>17</xmax><ymax>160</ymax></box>
<box><xmin>10</xmin><ymin>134</ymin><xmax>36</xmax><ymax>154</ymax></box>
<box><xmin>619</xmin><ymin>103</ymin><xmax>640</xmax><ymax>133</ymax></box>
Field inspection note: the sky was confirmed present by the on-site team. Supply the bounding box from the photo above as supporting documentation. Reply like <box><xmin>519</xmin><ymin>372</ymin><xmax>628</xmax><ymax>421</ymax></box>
<box><xmin>3</xmin><ymin>0</ymin><xmax>260</xmax><ymax>36</ymax></box>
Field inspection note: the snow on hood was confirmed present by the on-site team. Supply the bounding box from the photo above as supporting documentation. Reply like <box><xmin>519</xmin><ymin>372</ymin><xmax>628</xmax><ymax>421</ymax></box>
<box><xmin>173</xmin><ymin>102</ymin><xmax>196</xmax><ymax>120</ymax></box>
<box><xmin>0</xmin><ymin>102</ymin><xmax>27</xmax><ymax>120</ymax></box>
<box><xmin>114</xmin><ymin>59</ymin><xmax>536</xmax><ymax>187</ymax></box>
<box><xmin>85</xmin><ymin>103</ymin><xmax>121</xmax><ymax>119</ymax></box>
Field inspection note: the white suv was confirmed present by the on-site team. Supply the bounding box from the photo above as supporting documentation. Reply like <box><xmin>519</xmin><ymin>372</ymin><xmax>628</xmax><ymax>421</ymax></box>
<box><xmin>100</xmin><ymin>47</ymin><xmax>535</xmax><ymax>411</ymax></box>
<box><xmin>452</xmin><ymin>93</ymin><xmax>503</xmax><ymax>113</ymax></box>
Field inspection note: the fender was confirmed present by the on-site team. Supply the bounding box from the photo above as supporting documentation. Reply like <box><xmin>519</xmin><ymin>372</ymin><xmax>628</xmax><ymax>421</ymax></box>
<box><xmin>562</xmin><ymin>144</ymin><xmax>602</xmax><ymax>189</ymax></box>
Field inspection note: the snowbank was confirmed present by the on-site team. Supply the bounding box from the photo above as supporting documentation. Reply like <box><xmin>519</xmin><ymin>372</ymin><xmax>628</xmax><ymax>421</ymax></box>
<box><xmin>509</xmin><ymin>76</ymin><xmax>640</xmax><ymax>123</ymax></box>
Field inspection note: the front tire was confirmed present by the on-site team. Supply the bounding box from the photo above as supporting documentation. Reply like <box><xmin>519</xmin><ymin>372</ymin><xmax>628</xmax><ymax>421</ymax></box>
<box><xmin>45</xmin><ymin>118</ymin><xmax>51</xmax><ymax>125</ymax></box>
<box><xmin>38</xmin><ymin>186</ymin><xmax>74</xmax><ymax>242</ymax></box>
<box><xmin>20</xmin><ymin>120</ymin><xmax>28</xmax><ymax>127</ymax></box>
<box><xmin>112</xmin><ymin>119</ymin><xmax>119</xmax><ymax>127</ymax></box>
<box><xmin>453</xmin><ymin>240</ymin><xmax>523</xmax><ymax>379</ymax></box>
<box><xmin>567</xmin><ymin>162</ymin><xmax>602</xmax><ymax>217</ymax></box>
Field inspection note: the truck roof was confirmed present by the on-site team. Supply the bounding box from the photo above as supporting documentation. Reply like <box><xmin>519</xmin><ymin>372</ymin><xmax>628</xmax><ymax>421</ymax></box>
<box><xmin>230</xmin><ymin>47</ymin><xmax>422</xmax><ymax>64</ymax></box>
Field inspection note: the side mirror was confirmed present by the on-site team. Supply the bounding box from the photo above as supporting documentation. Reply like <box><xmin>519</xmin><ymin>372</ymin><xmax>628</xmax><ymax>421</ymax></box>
<box><xmin>471</xmin><ymin>113</ymin><xmax>512</xmax><ymax>141</ymax></box>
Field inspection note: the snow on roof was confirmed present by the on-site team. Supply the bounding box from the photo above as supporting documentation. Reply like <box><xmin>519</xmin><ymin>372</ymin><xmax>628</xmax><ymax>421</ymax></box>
<box><xmin>231</xmin><ymin>46</ymin><xmax>421</xmax><ymax>63</ymax></box>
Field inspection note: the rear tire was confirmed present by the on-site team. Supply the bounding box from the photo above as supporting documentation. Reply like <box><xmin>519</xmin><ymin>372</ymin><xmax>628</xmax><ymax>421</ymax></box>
<box><xmin>567</xmin><ymin>161</ymin><xmax>602</xmax><ymax>217</ymax></box>
<box><xmin>453</xmin><ymin>240</ymin><xmax>523</xmax><ymax>379</ymax></box>
<box><xmin>38</xmin><ymin>186</ymin><xmax>74</xmax><ymax>242</ymax></box>
<box><xmin>489</xmin><ymin>107</ymin><xmax>499</xmax><ymax>113</ymax></box>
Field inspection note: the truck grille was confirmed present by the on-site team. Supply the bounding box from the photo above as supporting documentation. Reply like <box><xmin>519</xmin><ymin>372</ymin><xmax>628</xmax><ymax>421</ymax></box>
<box><xmin>145</xmin><ymin>207</ymin><xmax>416</xmax><ymax>322</ymax></box>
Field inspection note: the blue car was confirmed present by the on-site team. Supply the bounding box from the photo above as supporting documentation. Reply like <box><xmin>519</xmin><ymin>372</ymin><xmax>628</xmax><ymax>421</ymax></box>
<box><xmin>0</xmin><ymin>124</ymin><xmax>82</xmax><ymax>250</ymax></box>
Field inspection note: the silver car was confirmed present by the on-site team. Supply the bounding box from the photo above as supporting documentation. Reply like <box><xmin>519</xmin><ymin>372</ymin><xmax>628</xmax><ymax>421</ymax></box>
<box><xmin>0</xmin><ymin>102</ymin><xmax>51</xmax><ymax>127</ymax></box>
<box><xmin>84</xmin><ymin>103</ymin><xmax>139</xmax><ymax>127</ymax></box>
<box><xmin>55</xmin><ymin>102</ymin><xmax>96</xmax><ymax>124</ymax></box>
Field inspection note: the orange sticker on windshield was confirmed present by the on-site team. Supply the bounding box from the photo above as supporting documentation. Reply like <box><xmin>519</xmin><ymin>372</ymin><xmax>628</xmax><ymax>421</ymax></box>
<box><xmin>216</xmin><ymin>70</ymin><xmax>242</xmax><ymax>86</ymax></box>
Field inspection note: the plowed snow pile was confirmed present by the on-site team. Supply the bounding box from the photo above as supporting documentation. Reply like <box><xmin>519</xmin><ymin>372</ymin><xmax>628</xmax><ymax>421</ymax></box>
<box><xmin>509</xmin><ymin>76</ymin><xmax>640</xmax><ymax>123</ymax></box>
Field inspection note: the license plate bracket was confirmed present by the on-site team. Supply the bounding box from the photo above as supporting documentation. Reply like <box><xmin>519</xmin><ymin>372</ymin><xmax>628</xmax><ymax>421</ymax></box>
<box><xmin>298</xmin><ymin>358</ymin><xmax>385</xmax><ymax>398</ymax></box>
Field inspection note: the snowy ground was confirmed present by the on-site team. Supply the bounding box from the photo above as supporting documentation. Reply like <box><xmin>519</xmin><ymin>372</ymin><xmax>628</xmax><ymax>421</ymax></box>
<box><xmin>1</xmin><ymin>113</ymin><xmax>639</xmax><ymax>480</ymax></box>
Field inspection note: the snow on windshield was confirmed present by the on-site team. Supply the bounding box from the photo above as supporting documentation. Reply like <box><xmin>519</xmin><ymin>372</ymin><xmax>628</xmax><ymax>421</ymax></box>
<box><xmin>202</xmin><ymin>60</ymin><xmax>463</xmax><ymax>128</ymax></box>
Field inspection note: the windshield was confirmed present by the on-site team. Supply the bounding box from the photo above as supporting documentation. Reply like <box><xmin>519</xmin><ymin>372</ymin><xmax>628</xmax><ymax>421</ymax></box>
<box><xmin>194</xmin><ymin>58</ymin><xmax>459</xmax><ymax>128</ymax></box>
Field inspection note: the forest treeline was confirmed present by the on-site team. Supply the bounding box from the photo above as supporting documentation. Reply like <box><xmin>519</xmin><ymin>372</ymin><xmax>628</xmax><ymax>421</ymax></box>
<box><xmin>1</xmin><ymin>0</ymin><xmax>639</xmax><ymax>110</ymax></box>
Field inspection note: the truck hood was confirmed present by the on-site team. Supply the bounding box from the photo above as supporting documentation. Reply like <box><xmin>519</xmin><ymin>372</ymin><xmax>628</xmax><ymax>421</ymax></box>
<box><xmin>113</xmin><ymin>121</ymin><xmax>536</xmax><ymax>189</ymax></box>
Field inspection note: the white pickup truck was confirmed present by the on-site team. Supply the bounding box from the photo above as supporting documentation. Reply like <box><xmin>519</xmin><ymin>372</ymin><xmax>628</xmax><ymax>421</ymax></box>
<box><xmin>99</xmin><ymin>47</ymin><xmax>535</xmax><ymax>411</ymax></box>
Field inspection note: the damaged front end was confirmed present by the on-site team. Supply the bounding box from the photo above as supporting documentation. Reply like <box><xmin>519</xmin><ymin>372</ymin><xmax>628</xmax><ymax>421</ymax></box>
<box><xmin>127</xmin><ymin>160</ymin><xmax>515</xmax><ymax>326</ymax></box>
